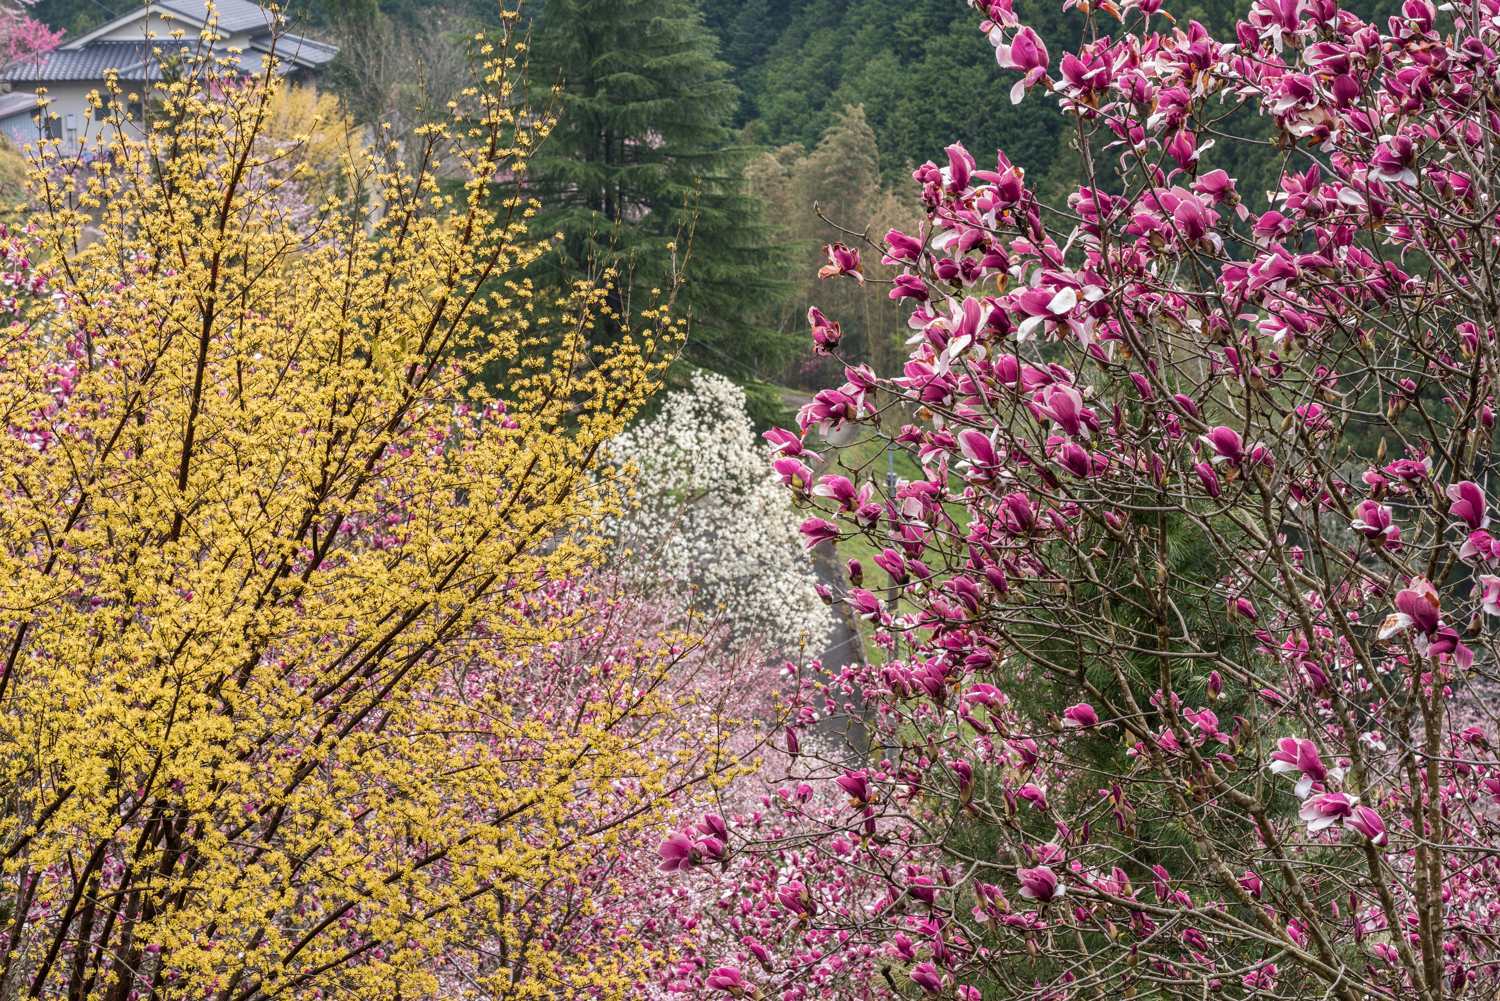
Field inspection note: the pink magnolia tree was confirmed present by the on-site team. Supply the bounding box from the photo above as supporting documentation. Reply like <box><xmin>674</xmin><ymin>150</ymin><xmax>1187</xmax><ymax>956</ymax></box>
<box><xmin>668</xmin><ymin>1</ymin><xmax>1500</xmax><ymax>999</ymax></box>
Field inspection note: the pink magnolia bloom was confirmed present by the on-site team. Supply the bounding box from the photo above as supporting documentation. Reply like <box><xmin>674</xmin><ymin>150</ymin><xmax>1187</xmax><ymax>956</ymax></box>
<box><xmin>1166</xmin><ymin>128</ymin><xmax>1200</xmax><ymax>172</ymax></box>
<box><xmin>1350</xmin><ymin>500</ymin><xmax>1399</xmax><ymax>547</ymax></box>
<box><xmin>818</xmin><ymin>243</ymin><xmax>864</xmax><ymax>284</ymax></box>
<box><xmin>1480</xmin><ymin>575</ymin><xmax>1500</xmax><ymax>617</ymax></box>
<box><xmin>1447</xmin><ymin>480</ymin><xmax>1489</xmax><ymax>530</ymax></box>
<box><xmin>1243</xmin><ymin>962</ymin><xmax>1278</xmax><ymax>991</ymax></box>
<box><xmin>1055</xmin><ymin>441</ymin><xmax>1106</xmax><ymax>478</ymax></box>
<box><xmin>1062</xmin><ymin>703</ymin><xmax>1099</xmax><ymax>728</ymax></box>
<box><xmin>657</xmin><ymin>831</ymin><xmax>700</xmax><ymax>873</ymax></box>
<box><xmin>836</xmin><ymin>770</ymin><xmax>872</xmax><ymax>806</ymax></box>
<box><xmin>958</xmin><ymin>429</ymin><xmax>999</xmax><ymax>469</ymax></box>
<box><xmin>1299</xmin><ymin>791</ymin><xmax>1359</xmax><ymax>834</ymax></box>
<box><xmin>798</xmin><ymin>517</ymin><xmax>841</xmax><ymax>550</ymax></box>
<box><xmin>1014</xmin><ymin>283</ymin><xmax>1079</xmax><ymax>340</ymax></box>
<box><xmin>1460</xmin><ymin>529</ymin><xmax>1500</xmax><ymax>564</ymax></box>
<box><xmin>808</xmin><ymin>306</ymin><xmax>843</xmax><ymax>355</ymax></box>
<box><xmin>1017</xmin><ymin>865</ymin><xmax>1064</xmax><ymax>902</ymax></box>
<box><xmin>1194</xmin><ymin>461</ymin><xmax>1221</xmax><ymax>498</ymax></box>
<box><xmin>1269</xmin><ymin>737</ymin><xmax>1334</xmax><ymax>798</ymax></box>
<box><xmin>1369</xmin><ymin>134</ymin><xmax>1417</xmax><ymax>185</ymax></box>
<box><xmin>1016</xmin><ymin>783</ymin><xmax>1049</xmax><ymax>811</ymax></box>
<box><xmin>944</xmin><ymin>143</ymin><xmax>975</xmax><ymax>191</ymax></box>
<box><xmin>772</xmin><ymin>457</ymin><xmax>813</xmax><ymax>491</ymax></box>
<box><xmin>1200</xmin><ymin>426</ymin><xmax>1244</xmax><ymax>465</ymax></box>
<box><xmin>994</xmin><ymin>26</ymin><xmax>1050</xmax><ymax>103</ymax></box>
<box><xmin>1194</xmin><ymin>168</ymin><xmax>1236</xmax><ymax>202</ymax></box>
<box><xmin>763</xmin><ymin>427</ymin><xmax>820</xmax><ymax>463</ymax></box>
<box><xmin>1036</xmin><ymin>383</ymin><xmax>1089</xmax><ymax>438</ymax></box>
<box><xmin>777</xmin><ymin>880</ymin><xmax>815</xmax><ymax>916</ymax></box>
<box><xmin>1379</xmin><ymin>577</ymin><xmax>1441</xmax><ymax>639</ymax></box>
<box><xmin>706</xmin><ymin>966</ymin><xmax>756</xmax><ymax>997</ymax></box>
<box><xmin>909</xmin><ymin>961</ymin><xmax>944</xmax><ymax>994</ymax></box>
<box><xmin>884</xmin><ymin>228</ymin><xmax>925</xmax><ymax>264</ymax></box>
<box><xmin>1346</xmin><ymin>805</ymin><xmax>1388</xmax><ymax>847</ymax></box>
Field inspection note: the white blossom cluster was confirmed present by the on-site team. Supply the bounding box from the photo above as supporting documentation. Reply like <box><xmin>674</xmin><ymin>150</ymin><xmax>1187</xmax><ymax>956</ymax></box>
<box><xmin>607</xmin><ymin>371</ymin><xmax>834</xmax><ymax>658</ymax></box>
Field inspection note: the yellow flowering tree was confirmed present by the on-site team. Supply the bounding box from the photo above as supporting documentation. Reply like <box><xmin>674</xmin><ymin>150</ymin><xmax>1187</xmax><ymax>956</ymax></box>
<box><xmin>0</xmin><ymin>13</ymin><xmax>712</xmax><ymax>1000</ymax></box>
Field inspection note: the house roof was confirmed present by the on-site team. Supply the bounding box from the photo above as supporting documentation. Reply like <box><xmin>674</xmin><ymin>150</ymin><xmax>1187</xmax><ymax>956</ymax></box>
<box><xmin>62</xmin><ymin>1</ymin><xmax>274</xmax><ymax>51</ymax></box>
<box><xmin>0</xmin><ymin>41</ymin><xmax>199</xmax><ymax>82</ymax></box>
<box><xmin>248</xmin><ymin>33</ymin><xmax>337</xmax><ymax>66</ymax></box>
<box><xmin>158</xmin><ymin>0</ymin><xmax>275</xmax><ymax>34</ymax></box>
<box><xmin>0</xmin><ymin>0</ymin><xmax>336</xmax><ymax>83</ymax></box>
<box><xmin>0</xmin><ymin>91</ymin><xmax>39</xmax><ymax>121</ymax></box>
<box><xmin>0</xmin><ymin>37</ymin><xmax>330</xmax><ymax>83</ymax></box>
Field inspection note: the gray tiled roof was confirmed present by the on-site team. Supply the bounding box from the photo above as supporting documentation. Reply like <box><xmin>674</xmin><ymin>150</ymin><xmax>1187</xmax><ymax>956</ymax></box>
<box><xmin>0</xmin><ymin>91</ymin><xmax>38</xmax><ymax>120</ymax></box>
<box><xmin>0</xmin><ymin>0</ymin><xmax>338</xmax><ymax>83</ymax></box>
<box><xmin>0</xmin><ymin>41</ymin><xmax>200</xmax><ymax>82</ymax></box>
<box><xmin>158</xmin><ymin>0</ymin><xmax>273</xmax><ymax>34</ymax></box>
<box><xmin>248</xmin><ymin>33</ymin><xmax>337</xmax><ymax>66</ymax></box>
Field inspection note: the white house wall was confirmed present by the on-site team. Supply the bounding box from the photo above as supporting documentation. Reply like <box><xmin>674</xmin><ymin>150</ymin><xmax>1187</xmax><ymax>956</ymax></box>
<box><xmin>0</xmin><ymin>83</ymin><xmax>147</xmax><ymax>153</ymax></box>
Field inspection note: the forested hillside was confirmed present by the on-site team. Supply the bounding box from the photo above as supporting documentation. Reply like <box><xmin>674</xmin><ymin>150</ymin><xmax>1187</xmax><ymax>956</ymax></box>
<box><xmin>24</xmin><ymin>0</ymin><xmax>1401</xmax><ymax>410</ymax></box>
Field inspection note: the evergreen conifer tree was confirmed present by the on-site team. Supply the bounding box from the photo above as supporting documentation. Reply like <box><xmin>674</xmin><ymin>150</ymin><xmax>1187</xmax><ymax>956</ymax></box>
<box><xmin>523</xmin><ymin>0</ymin><xmax>790</xmax><ymax>383</ymax></box>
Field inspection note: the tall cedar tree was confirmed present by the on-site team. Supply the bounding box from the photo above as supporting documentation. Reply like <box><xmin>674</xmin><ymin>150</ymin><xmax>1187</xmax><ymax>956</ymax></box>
<box><xmin>524</xmin><ymin>0</ymin><xmax>790</xmax><ymax>382</ymax></box>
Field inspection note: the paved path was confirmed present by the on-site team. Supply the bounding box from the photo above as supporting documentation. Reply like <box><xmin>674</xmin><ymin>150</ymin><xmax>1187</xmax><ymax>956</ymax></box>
<box><xmin>809</xmin><ymin>552</ymin><xmax>872</xmax><ymax>762</ymax></box>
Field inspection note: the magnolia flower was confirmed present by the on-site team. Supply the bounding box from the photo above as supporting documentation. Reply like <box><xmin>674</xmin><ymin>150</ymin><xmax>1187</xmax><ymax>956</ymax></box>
<box><xmin>799</xmin><ymin>518</ymin><xmax>841</xmax><ymax>550</ymax></box>
<box><xmin>807</xmin><ymin>306</ymin><xmax>843</xmax><ymax>355</ymax></box>
<box><xmin>909</xmin><ymin>961</ymin><xmax>944</xmax><ymax>995</ymax></box>
<box><xmin>1299</xmin><ymin>791</ymin><xmax>1359</xmax><ymax>834</ymax></box>
<box><xmin>1200</xmin><ymin>426</ymin><xmax>1244</xmax><ymax>464</ymax></box>
<box><xmin>884</xmin><ymin>228</ymin><xmax>924</xmax><ymax>264</ymax></box>
<box><xmin>776</xmin><ymin>880</ymin><xmax>815</xmax><ymax>916</ymax></box>
<box><xmin>1017</xmin><ymin>783</ymin><xmax>1049</xmax><ymax>811</ymax></box>
<box><xmin>1166</xmin><ymin>128</ymin><xmax>1199</xmax><ymax>172</ymax></box>
<box><xmin>1350</xmin><ymin>500</ymin><xmax>1399</xmax><ymax>546</ymax></box>
<box><xmin>1369</xmin><ymin>134</ymin><xmax>1417</xmax><ymax>185</ymax></box>
<box><xmin>1017</xmin><ymin>865</ymin><xmax>1064</xmax><ymax>902</ymax></box>
<box><xmin>1346</xmin><ymin>805</ymin><xmax>1388</xmax><ymax>847</ymax></box>
<box><xmin>763</xmin><ymin>426</ymin><xmax>816</xmax><ymax>460</ymax></box>
<box><xmin>657</xmin><ymin>831</ymin><xmax>700</xmax><ymax>873</ymax></box>
<box><xmin>817</xmin><ymin>243</ymin><xmax>864</xmax><ymax>284</ymax></box>
<box><xmin>772</xmin><ymin>457</ymin><xmax>813</xmax><ymax>492</ymax></box>
<box><xmin>1447</xmin><ymin>480</ymin><xmax>1489</xmax><ymax>530</ymax></box>
<box><xmin>1062</xmin><ymin>703</ymin><xmax>1099</xmax><ymax>728</ymax></box>
<box><xmin>944</xmin><ymin>143</ymin><xmax>975</xmax><ymax>191</ymax></box>
<box><xmin>1243</xmin><ymin>962</ymin><xmax>1278</xmax><ymax>991</ymax></box>
<box><xmin>1014</xmin><ymin>283</ymin><xmax>1079</xmax><ymax>340</ymax></box>
<box><xmin>1480</xmin><ymin>576</ymin><xmax>1500</xmax><ymax>617</ymax></box>
<box><xmin>1055</xmin><ymin>441</ymin><xmax>1105</xmax><ymax>478</ymax></box>
<box><xmin>1378</xmin><ymin>577</ymin><xmax>1440</xmax><ymax>640</ymax></box>
<box><xmin>1036</xmin><ymin>383</ymin><xmax>1089</xmax><ymax>438</ymax></box>
<box><xmin>1268</xmin><ymin>737</ymin><xmax>1336</xmax><ymax>798</ymax></box>
<box><xmin>836</xmin><ymin>770</ymin><xmax>872</xmax><ymax>806</ymax></box>
<box><xmin>706</xmin><ymin>966</ymin><xmax>756</xmax><ymax>997</ymax></box>
<box><xmin>1194</xmin><ymin>461</ymin><xmax>1221</xmax><ymax>498</ymax></box>
<box><xmin>994</xmin><ymin>26</ymin><xmax>1050</xmax><ymax>103</ymax></box>
<box><xmin>958</xmin><ymin>429</ymin><xmax>999</xmax><ymax>470</ymax></box>
<box><xmin>1460</xmin><ymin>529</ymin><xmax>1500</xmax><ymax>564</ymax></box>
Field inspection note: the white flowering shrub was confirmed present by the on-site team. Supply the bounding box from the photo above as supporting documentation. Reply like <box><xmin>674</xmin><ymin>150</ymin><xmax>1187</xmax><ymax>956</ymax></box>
<box><xmin>608</xmin><ymin>371</ymin><xmax>834</xmax><ymax>657</ymax></box>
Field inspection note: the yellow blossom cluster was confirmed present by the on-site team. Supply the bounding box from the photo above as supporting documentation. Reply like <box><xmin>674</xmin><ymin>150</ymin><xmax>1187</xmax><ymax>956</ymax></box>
<box><xmin>0</xmin><ymin>11</ymin><xmax>710</xmax><ymax>999</ymax></box>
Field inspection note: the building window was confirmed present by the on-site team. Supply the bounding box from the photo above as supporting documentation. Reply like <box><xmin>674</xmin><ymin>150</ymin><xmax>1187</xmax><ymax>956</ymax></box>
<box><xmin>32</xmin><ymin>111</ymin><xmax>60</xmax><ymax>141</ymax></box>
